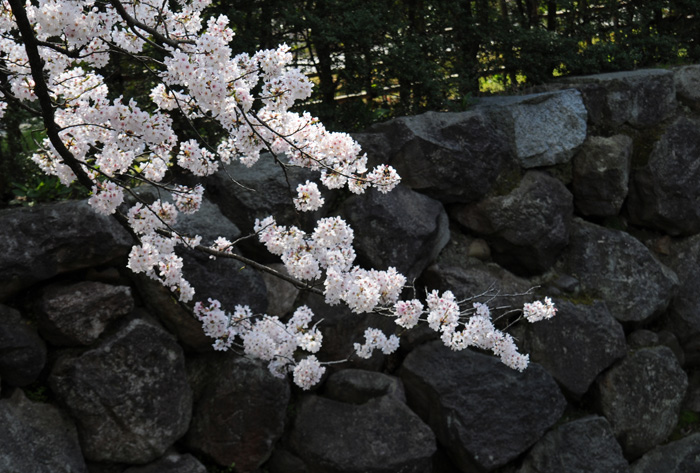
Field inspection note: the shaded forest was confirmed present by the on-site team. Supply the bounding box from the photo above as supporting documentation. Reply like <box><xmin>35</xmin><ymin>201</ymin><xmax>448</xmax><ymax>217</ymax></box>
<box><xmin>213</xmin><ymin>0</ymin><xmax>700</xmax><ymax>130</ymax></box>
<box><xmin>2</xmin><ymin>0</ymin><xmax>699</xmax><ymax>202</ymax></box>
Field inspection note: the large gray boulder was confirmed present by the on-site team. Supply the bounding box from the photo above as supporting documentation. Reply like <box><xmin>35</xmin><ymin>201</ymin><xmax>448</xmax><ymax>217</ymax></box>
<box><xmin>400</xmin><ymin>341</ymin><xmax>566</xmax><ymax>471</ymax></box>
<box><xmin>572</xmin><ymin>134</ymin><xmax>633</xmax><ymax>217</ymax></box>
<box><xmin>49</xmin><ymin>317</ymin><xmax>193</xmax><ymax>464</ymax></box>
<box><xmin>323</xmin><ymin>369</ymin><xmax>406</xmax><ymax>405</ymax></box>
<box><xmin>0</xmin><ymin>304</ymin><xmax>47</xmax><ymax>386</ymax></box>
<box><xmin>0</xmin><ymin>390</ymin><xmax>87</xmax><ymax>473</ymax></box>
<box><xmin>627</xmin><ymin>117</ymin><xmax>700</xmax><ymax>235</ymax></box>
<box><xmin>452</xmin><ymin>171</ymin><xmax>573</xmax><ymax>275</ymax></box>
<box><xmin>557</xmin><ymin>219</ymin><xmax>678</xmax><ymax>323</ymax></box>
<box><xmin>596</xmin><ymin>346</ymin><xmax>688</xmax><ymax>459</ymax></box>
<box><xmin>339</xmin><ymin>185</ymin><xmax>450</xmax><ymax>281</ymax></box>
<box><xmin>289</xmin><ymin>395</ymin><xmax>436</xmax><ymax>473</ymax></box>
<box><xmin>674</xmin><ymin>64</ymin><xmax>700</xmax><ymax>109</ymax></box>
<box><xmin>631</xmin><ymin>433</ymin><xmax>700</xmax><ymax>473</ymax></box>
<box><xmin>659</xmin><ymin>235</ymin><xmax>700</xmax><ymax>344</ymax></box>
<box><xmin>557</xmin><ymin>68</ymin><xmax>676</xmax><ymax>129</ymax></box>
<box><xmin>353</xmin><ymin>110</ymin><xmax>513</xmax><ymax>203</ymax></box>
<box><xmin>518</xmin><ymin>416</ymin><xmax>630</xmax><ymax>473</ymax></box>
<box><xmin>520</xmin><ymin>299</ymin><xmax>626</xmax><ymax>397</ymax></box>
<box><xmin>0</xmin><ymin>200</ymin><xmax>132</xmax><ymax>301</ymax></box>
<box><xmin>476</xmin><ymin>89</ymin><xmax>587</xmax><ymax>168</ymax></box>
<box><xmin>185</xmin><ymin>353</ymin><xmax>290</xmax><ymax>471</ymax></box>
<box><xmin>35</xmin><ymin>281</ymin><xmax>134</xmax><ymax>346</ymax></box>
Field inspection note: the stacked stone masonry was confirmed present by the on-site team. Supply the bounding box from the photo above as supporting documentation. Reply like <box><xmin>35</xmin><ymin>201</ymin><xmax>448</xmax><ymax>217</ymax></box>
<box><xmin>4</xmin><ymin>65</ymin><xmax>700</xmax><ymax>472</ymax></box>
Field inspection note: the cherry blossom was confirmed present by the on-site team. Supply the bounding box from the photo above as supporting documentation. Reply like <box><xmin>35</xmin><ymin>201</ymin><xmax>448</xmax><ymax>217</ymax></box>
<box><xmin>0</xmin><ymin>0</ymin><xmax>556</xmax><ymax>389</ymax></box>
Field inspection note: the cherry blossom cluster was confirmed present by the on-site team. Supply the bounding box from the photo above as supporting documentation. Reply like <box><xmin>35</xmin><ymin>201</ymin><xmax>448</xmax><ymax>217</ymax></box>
<box><xmin>0</xmin><ymin>0</ymin><xmax>556</xmax><ymax>389</ymax></box>
<box><xmin>193</xmin><ymin>301</ymin><xmax>325</xmax><ymax>389</ymax></box>
<box><xmin>523</xmin><ymin>297</ymin><xmax>558</xmax><ymax>322</ymax></box>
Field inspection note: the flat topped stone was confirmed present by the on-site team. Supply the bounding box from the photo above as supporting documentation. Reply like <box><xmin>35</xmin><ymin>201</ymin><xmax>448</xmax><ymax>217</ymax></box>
<box><xmin>0</xmin><ymin>200</ymin><xmax>132</xmax><ymax>301</ymax></box>
<box><xmin>354</xmin><ymin>110</ymin><xmax>513</xmax><ymax>204</ymax></box>
<box><xmin>557</xmin><ymin>68</ymin><xmax>676</xmax><ymax>128</ymax></box>
<box><xmin>477</xmin><ymin>89</ymin><xmax>587</xmax><ymax>168</ymax></box>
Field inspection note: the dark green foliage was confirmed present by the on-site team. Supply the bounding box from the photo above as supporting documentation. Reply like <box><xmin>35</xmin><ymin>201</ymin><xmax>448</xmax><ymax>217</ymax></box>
<box><xmin>4</xmin><ymin>0</ymin><xmax>700</xmax><ymax>206</ymax></box>
<box><xmin>209</xmin><ymin>0</ymin><xmax>700</xmax><ymax>131</ymax></box>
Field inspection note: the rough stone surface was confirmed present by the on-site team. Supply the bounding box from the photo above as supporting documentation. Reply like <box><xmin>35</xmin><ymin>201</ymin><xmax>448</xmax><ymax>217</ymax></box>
<box><xmin>0</xmin><ymin>200</ymin><xmax>132</xmax><ymax>301</ymax></box>
<box><xmin>0</xmin><ymin>390</ymin><xmax>87</xmax><ymax>473</ymax></box>
<box><xmin>628</xmin><ymin>117</ymin><xmax>700</xmax><ymax>235</ymax></box>
<box><xmin>130</xmin><ymin>273</ymin><xmax>213</xmax><ymax>352</ymax></box>
<box><xmin>49</xmin><ymin>318</ymin><xmax>193</xmax><ymax>464</ymax></box>
<box><xmin>518</xmin><ymin>416</ymin><xmax>630</xmax><ymax>473</ymax></box>
<box><xmin>477</xmin><ymin>89</ymin><xmax>587</xmax><ymax>167</ymax></box>
<box><xmin>353</xmin><ymin>110</ymin><xmax>513</xmax><ymax>203</ymax></box>
<box><xmin>185</xmin><ymin>353</ymin><xmax>290</xmax><ymax>471</ymax></box>
<box><xmin>674</xmin><ymin>65</ymin><xmax>700</xmax><ymax>109</ymax></box>
<box><xmin>0</xmin><ymin>304</ymin><xmax>47</xmax><ymax>386</ymax></box>
<box><xmin>557</xmin><ymin>68</ymin><xmax>676</xmax><ymax>129</ymax></box>
<box><xmin>122</xmin><ymin>452</ymin><xmax>207</xmax><ymax>473</ymax></box>
<box><xmin>631</xmin><ymin>433</ymin><xmax>700</xmax><ymax>473</ymax></box>
<box><xmin>557</xmin><ymin>218</ymin><xmax>678</xmax><ymax>323</ymax></box>
<box><xmin>289</xmin><ymin>395</ymin><xmax>436</xmax><ymax>473</ymax></box>
<box><xmin>339</xmin><ymin>185</ymin><xmax>450</xmax><ymax>281</ymax></box>
<box><xmin>683</xmin><ymin>370</ymin><xmax>700</xmax><ymax>412</ymax></box>
<box><xmin>596</xmin><ymin>346</ymin><xmax>688</xmax><ymax>459</ymax></box>
<box><xmin>180</xmin><ymin>249</ymin><xmax>268</xmax><ymax>314</ymax></box>
<box><xmin>452</xmin><ymin>171</ymin><xmax>573</xmax><ymax>275</ymax></box>
<box><xmin>572</xmin><ymin>134</ymin><xmax>633</xmax><ymax>216</ymax></box>
<box><xmin>520</xmin><ymin>299</ymin><xmax>626</xmax><ymax>397</ymax></box>
<box><xmin>35</xmin><ymin>281</ymin><xmax>134</xmax><ymax>346</ymax></box>
<box><xmin>400</xmin><ymin>341</ymin><xmax>566</xmax><ymax>471</ymax></box>
<box><xmin>262</xmin><ymin>263</ymin><xmax>300</xmax><ymax>317</ymax></box>
<box><xmin>324</xmin><ymin>369</ymin><xmax>406</xmax><ymax>405</ymax></box>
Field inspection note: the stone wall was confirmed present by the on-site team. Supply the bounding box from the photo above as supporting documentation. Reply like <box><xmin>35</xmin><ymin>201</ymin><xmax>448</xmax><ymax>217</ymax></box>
<box><xmin>3</xmin><ymin>65</ymin><xmax>700</xmax><ymax>473</ymax></box>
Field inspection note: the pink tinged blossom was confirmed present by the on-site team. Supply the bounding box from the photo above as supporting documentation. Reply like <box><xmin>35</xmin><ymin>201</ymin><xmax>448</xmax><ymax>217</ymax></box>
<box><xmin>373</xmin><ymin>267</ymin><xmax>406</xmax><ymax>305</ymax></box>
<box><xmin>298</xmin><ymin>329</ymin><xmax>323</xmax><ymax>353</ymax></box>
<box><xmin>287</xmin><ymin>305</ymin><xmax>314</xmax><ymax>332</ymax></box>
<box><xmin>345</xmin><ymin>269</ymin><xmax>381</xmax><ymax>314</ymax></box>
<box><xmin>293</xmin><ymin>355</ymin><xmax>325</xmax><ymax>390</ymax></box>
<box><xmin>367</xmin><ymin>164</ymin><xmax>401</xmax><ymax>193</ymax></box>
<box><xmin>127</xmin><ymin>200</ymin><xmax>177</xmax><ymax>235</ymax></box>
<box><xmin>127</xmin><ymin>242</ymin><xmax>158</xmax><ymax>274</ymax></box>
<box><xmin>177</xmin><ymin>139</ymin><xmax>219</xmax><ymax>176</ymax></box>
<box><xmin>523</xmin><ymin>297</ymin><xmax>557</xmax><ymax>322</ymax></box>
<box><xmin>353</xmin><ymin>328</ymin><xmax>399</xmax><ymax>359</ymax></box>
<box><xmin>293</xmin><ymin>180</ymin><xmax>325</xmax><ymax>212</ymax></box>
<box><xmin>394</xmin><ymin>299</ymin><xmax>424</xmax><ymax>329</ymax></box>
<box><xmin>210</xmin><ymin>236</ymin><xmax>233</xmax><ymax>254</ymax></box>
<box><xmin>323</xmin><ymin>266</ymin><xmax>346</xmax><ymax>306</ymax></box>
<box><xmin>172</xmin><ymin>184</ymin><xmax>204</xmax><ymax>214</ymax></box>
<box><xmin>426</xmin><ymin>290</ymin><xmax>460</xmax><ymax>332</ymax></box>
<box><xmin>473</xmin><ymin>302</ymin><xmax>491</xmax><ymax>318</ymax></box>
<box><xmin>88</xmin><ymin>181</ymin><xmax>123</xmax><ymax>215</ymax></box>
